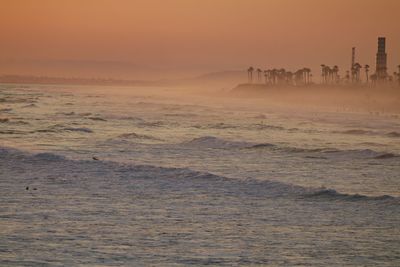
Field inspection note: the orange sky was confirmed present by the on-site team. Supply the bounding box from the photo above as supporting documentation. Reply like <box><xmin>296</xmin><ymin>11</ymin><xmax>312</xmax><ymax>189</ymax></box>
<box><xmin>0</xmin><ymin>0</ymin><xmax>399</xmax><ymax>79</ymax></box>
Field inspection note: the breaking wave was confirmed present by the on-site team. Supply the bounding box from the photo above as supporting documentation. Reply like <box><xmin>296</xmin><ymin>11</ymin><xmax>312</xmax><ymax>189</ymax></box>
<box><xmin>33</xmin><ymin>152</ymin><xmax>66</xmax><ymax>161</ymax></box>
<box><xmin>303</xmin><ymin>189</ymin><xmax>395</xmax><ymax>201</ymax></box>
<box><xmin>64</xmin><ymin>127</ymin><xmax>93</xmax><ymax>133</ymax></box>
<box><xmin>374</xmin><ymin>153</ymin><xmax>398</xmax><ymax>159</ymax></box>
<box><xmin>192</xmin><ymin>123</ymin><xmax>238</xmax><ymax>130</ymax></box>
<box><xmin>88</xmin><ymin>117</ymin><xmax>107</xmax><ymax>122</ymax></box>
<box><xmin>21</xmin><ymin>103</ymin><xmax>38</xmax><ymax>108</ymax></box>
<box><xmin>249</xmin><ymin>143</ymin><xmax>276</xmax><ymax>149</ymax></box>
<box><xmin>35</xmin><ymin>125</ymin><xmax>93</xmax><ymax>133</ymax></box>
<box><xmin>0</xmin><ymin>118</ymin><xmax>29</xmax><ymax>125</ymax></box>
<box><xmin>117</xmin><ymin>132</ymin><xmax>162</xmax><ymax>141</ymax></box>
<box><xmin>136</xmin><ymin>121</ymin><xmax>167</xmax><ymax>128</ymax></box>
<box><xmin>251</xmin><ymin>123</ymin><xmax>285</xmax><ymax>131</ymax></box>
<box><xmin>386</xmin><ymin>131</ymin><xmax>400</xmax><ymax>138</ymax></box>
<box><xmin>0</xmin><ymin>130</ymin><xmax>27</xmax><ymax>135</ymax></box>
<box><xmin>336</xmin><ymin>129</ymin><xmax>375</xmax><ymax>135</ymax></box>
<box><xmin>182</xmin><ymin>136</ymin><xmax>252</xmax><ymax>149</ymax></box>
<box><xmin>182</xmin><ymin>136</ymin><xmax>399</xmax><ymax>159</ymax></box>
<box><xmin>1</xmin><ymin>146</ymin><xmax>397</xmax><ymax>203</ymax></box>
<box><xmin>335</xmin><ymin>129</ymin><xmax>400</xmax><ymax>138</ymax></box>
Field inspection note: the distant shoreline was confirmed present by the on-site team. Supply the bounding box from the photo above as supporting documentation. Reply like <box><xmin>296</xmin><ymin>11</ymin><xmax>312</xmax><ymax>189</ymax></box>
<box><xmin>0</xmin><ymin>75</ymin><xmax>172</xmax><ymax>87</ymax></box>
<box><xmin>231</xmin><ymin>83</ymin><xmax>400</xmax><ymax>92</ymax></box>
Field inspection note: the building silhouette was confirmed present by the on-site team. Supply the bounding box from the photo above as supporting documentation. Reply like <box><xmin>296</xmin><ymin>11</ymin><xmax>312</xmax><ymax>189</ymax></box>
<box><xmin>375</xmin><ymin>37</ymin><xmax>387</xmax><ymax>81</ymax></box>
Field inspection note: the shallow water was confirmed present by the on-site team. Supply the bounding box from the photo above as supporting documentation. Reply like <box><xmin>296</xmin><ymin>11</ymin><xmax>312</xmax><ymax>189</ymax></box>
<box><xmin>1</xmin><ymin>84</ymin><xmax>400</xmax><ymax>266</ymax></box>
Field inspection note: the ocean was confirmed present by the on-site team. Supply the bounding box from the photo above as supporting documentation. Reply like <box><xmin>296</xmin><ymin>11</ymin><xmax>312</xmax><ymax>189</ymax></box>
<box><xmin>1</xmin><ymin>83</ymin><xmax>399</xmax><ymax>266</ymax></box>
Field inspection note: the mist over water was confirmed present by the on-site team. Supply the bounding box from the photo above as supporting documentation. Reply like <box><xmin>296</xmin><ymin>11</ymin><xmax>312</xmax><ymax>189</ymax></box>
<box><xmin>1</xmin><ymin>83</ymin><xmax>400</xmax><ymax>266</ymax></box>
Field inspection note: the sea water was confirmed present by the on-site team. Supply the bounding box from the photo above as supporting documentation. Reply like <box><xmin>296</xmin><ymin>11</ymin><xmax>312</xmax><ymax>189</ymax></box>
<box><xmin>1</xmin><ymin>84</ymin><xmax>399</xmax><ymax>266</ymax></box>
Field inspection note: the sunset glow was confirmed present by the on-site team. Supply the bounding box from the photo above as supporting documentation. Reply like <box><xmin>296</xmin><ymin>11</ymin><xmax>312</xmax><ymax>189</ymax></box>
<box><xmin>1</xmin><ymin>0</ymin><xmax>399</xmax><ymax>78</ymax></box>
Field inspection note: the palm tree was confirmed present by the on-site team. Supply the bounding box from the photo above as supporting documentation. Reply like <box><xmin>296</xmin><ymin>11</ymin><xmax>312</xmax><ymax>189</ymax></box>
<box><xmin>265</xmin><ymin>69</ymin><xmax>272</xmax><ymax>85</ymax></box>
<box><xmin>247</xmin><ymin>67</ymin><xmax>254</xmax><ymax>84</ymax></box>
<box><xmin>302</xmin><ymin>68</ymin><xmax>306</xmax><ymax>85</ymax></box>
<box><xmin>294</xmin><ymin>69</ymin><xmax>304</xmax><ymax>86</ymax></box>
<box><xmin>303</xmin><ymin>68</ymin><xmax>311</xmax><ymax>85</ymax></box>
<box><xmin>398</xmin><ymin>65</ymin><xmax>400</xmax><ymax>86</ymax></box>
<box><xmin>323</xmin><ymin>66</ymin><xmax>332</xmax><ymax>84</ymax></box>
<box><xmin>264</xmin><ymin>70</ymin><xmax>268</xmax><ymax>85</ymax></box>
<box><xmin>394</xmin><ymin>71</ymin><xmax>400</xmax><ymax>86</ymax></box>
<box><xmin>351</xmin><ymin>65</ymin><xmax>357</xmax><ymax>83</ymax></box>
<box><xmin>353</xmin><ymin>63</ymin><xmax>362</xmax><ymax>83</ymax></box>
<box><xmin>286</xmin><ymin>71</ymin><xmax>294</xmax><ymax>85</ymax></box>
<box><xmin>257</xmin><ymin>68</ymin><xmax>262</xmax><ymax>83</ymax></box>
<box><xmin>321</xmin><ymin>64</ymin><xmax>326</xmax><ymax>84</ymax></box>
<box><xmin>345</xmin><ymin>71</ymin><xmax>350</xmax><ymax>83</ymax></box>
<box><xmin>333</xmin><ymin>65</ymin><xmax>339</xmax><ymax>83</ymax></box>
<box><xmin>277</xmin><ymin>68</ymin><xmax>285</xmax><ymax>85</ymax></box>
<box><xmin>327</xmin><ymin>66</ymin><xmax>332</xmax><ymax>84</ymax></box>
<box><xmin>271</xmin><ymin>69</ymin><xmax>278</xmax><ymax>85</ymax></box>
<box><xmin>364</xmin><ymin>64</ymin><xmax>370</xmax><ymax>84</ymax></box>
<box><xmin>370</xmin><ymin>74</ymin><xmax>377</xmax><ymax>86</ymax></box>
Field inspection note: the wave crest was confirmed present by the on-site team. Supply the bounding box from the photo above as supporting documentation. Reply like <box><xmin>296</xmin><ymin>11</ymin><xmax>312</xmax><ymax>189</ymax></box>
<box><xmin>117</xmin><ymin>132</ymin><xmax>162</xmax><ymax>141</ymax></box>
<box><xmin>304</xmin><ymin>189</ymin><xmax>395</xmax><ymax>201</ymax></box>
<box><xmin>183</xmin><ymin>136</ymin><xmax>252</xmax><ymax>149</ymax></box>
<box><xmin>1</xmin><ymin>146</ymin><xmax>398</xmax><ymax>203</ymax></box>
<box><xmin>387</xmin><ymin>132</ymin><xmax>400</xmax><ymax>138</ymax></box>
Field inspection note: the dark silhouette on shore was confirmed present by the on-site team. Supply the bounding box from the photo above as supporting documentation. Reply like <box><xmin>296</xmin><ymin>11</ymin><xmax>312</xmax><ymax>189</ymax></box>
<box><xmin>243</xmin><ymin>37</ymin><xmax>399</xmax><ymax>89</ymax></box>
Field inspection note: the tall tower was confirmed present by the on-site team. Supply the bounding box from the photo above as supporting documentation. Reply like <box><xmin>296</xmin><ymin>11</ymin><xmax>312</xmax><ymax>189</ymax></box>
<box><xmin>351</xmin><ymin>47</ymin><xmax>356</xmax><ymax>82</ymax></box>
<box><xmin>376</xmin><ymin>37</ymin><xmax>387</xmax><ymax>81</ymax></box>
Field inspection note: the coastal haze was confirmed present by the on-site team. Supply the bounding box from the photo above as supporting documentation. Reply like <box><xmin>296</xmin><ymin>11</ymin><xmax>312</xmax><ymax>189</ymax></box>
<box><xmin>1</xmin><ymin>0</ymin><xmax>400</xmax><ymax>79</ymax></box>
<box><xmin>1</xmin><ymin>1</ymin><xmax>400</xmax><ymax>266</ymax></box>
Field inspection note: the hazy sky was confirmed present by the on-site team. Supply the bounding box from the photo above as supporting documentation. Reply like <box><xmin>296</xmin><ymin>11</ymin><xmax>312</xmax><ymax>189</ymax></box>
<box><xmin>1</xmin><ymin>0</ymin><xmax>399</xmax><ymax>79</ymax></box>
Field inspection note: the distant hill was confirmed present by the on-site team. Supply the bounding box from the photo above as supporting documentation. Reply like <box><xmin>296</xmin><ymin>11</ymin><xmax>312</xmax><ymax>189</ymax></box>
<box><xmin>182</xmin><ymin>70</ymin><xmax>246</xmax><ymax>87</ymax></box>
<box><xmin>0</xmin><ymin>70</ymin><xmax>248</xmax><ymax>89</ymax></box>
<box><xmin>0</xmin><ymin>75</ymin><xmax>162</xmax><ymax>87</ymax></box>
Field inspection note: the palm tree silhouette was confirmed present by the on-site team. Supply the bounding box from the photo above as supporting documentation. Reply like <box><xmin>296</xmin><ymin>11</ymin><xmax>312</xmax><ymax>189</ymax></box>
<box><xmin>322</xmin><ymin>66</ymin><xmax>332</xmax><ymax>84</ymax></box>
<box><xmin>351</xmin><ymin>65</ymin><xmax>356</xmax><ymax>84</ymax></box>
<box><xmin>370</xmin><ymin>74</ymin><xmax>377</xmax><ymax>86</ymax></box>
<box><xmin>257</xmin><ymin>68</ymin><xmax>262</xmax><ymax>83</ymax></box>
<box><xmin>263</xmin><ymin>70</ymin><xmax>268</xmax><ymax>85</ymax></box>
<box><xmin>248</xmin><ymin>67</ymin><xmax>254</xmax><ymax>84</ymax></box>
<box><xmin>333</xmin><ymin>66</ymin><xmax>339</xmax><ymax>84</ymax></box>
<box><xmin>265</xmin><ymin>69</ymin><xmax>272</xmax><ymax>85</ymax></box>
<box><xmin>345</xmin><ymin>71</ymin><xmax>350</xmax><ymax>83</ymax></box>
<box><xmin>364</xmin><ymin>65</ymin><xmax>370</xmax><ymax>84</ymax></box>
<box><xmin>294</xmin><ymin>69</ymin><xmax>304</xmax><ymax>86</ymax></box>
<box><xmin>303</xmin><ymin>68</ymin><xmax>311</xmax><ymax>85</ymax></box>
<box><xmin>321</xmin><ymin>64</ymin><xmax>326</xmax><ymax>84</ymax></box>
<box><xmin>285</xmin><ymin>71</ymin><xmax>293</xmax><ymax>85</ymax></box>
<box><xmin>271</xmin><ymin>69</ymin><xmax>278</xmax><ymax>85</ymax></box>
<box><xmin>278</xmin><ymin>68</ymin><xmax>286</xmax><ymax>85</ymax></box>
<box><xmin>397</xmin><ymin>65</ymin><xmax>400</xmax><ymax>86</ymax></box>
<box><xmin>353</xmin><ymin>63</ymin><xmax>362</xmax><ymax>83</ymax></box>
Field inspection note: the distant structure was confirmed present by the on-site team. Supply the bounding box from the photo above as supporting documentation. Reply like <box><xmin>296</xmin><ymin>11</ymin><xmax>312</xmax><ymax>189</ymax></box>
<box><xmin>351</xmin><ymin>47</ymin><xmax>356</xmax><ymax>83</ymax></box>
<box><xmin>247</xmin><ymin>67</ymin><xmax>254</xmax><ymax>83</ymax></box>
<box><xmin>375</xmin><ymin>37</ymin><xmax>388</xmax><ymax>81</ymax></box>
<box><xmin>244</xmin><ymin>36</ymin><xmax>399</xmax><ymax>88</ymax></box>
<box><xmin>350</xmin><ymin>47</ymin><xmax>362</xmax><ymax>84</ymax></box>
